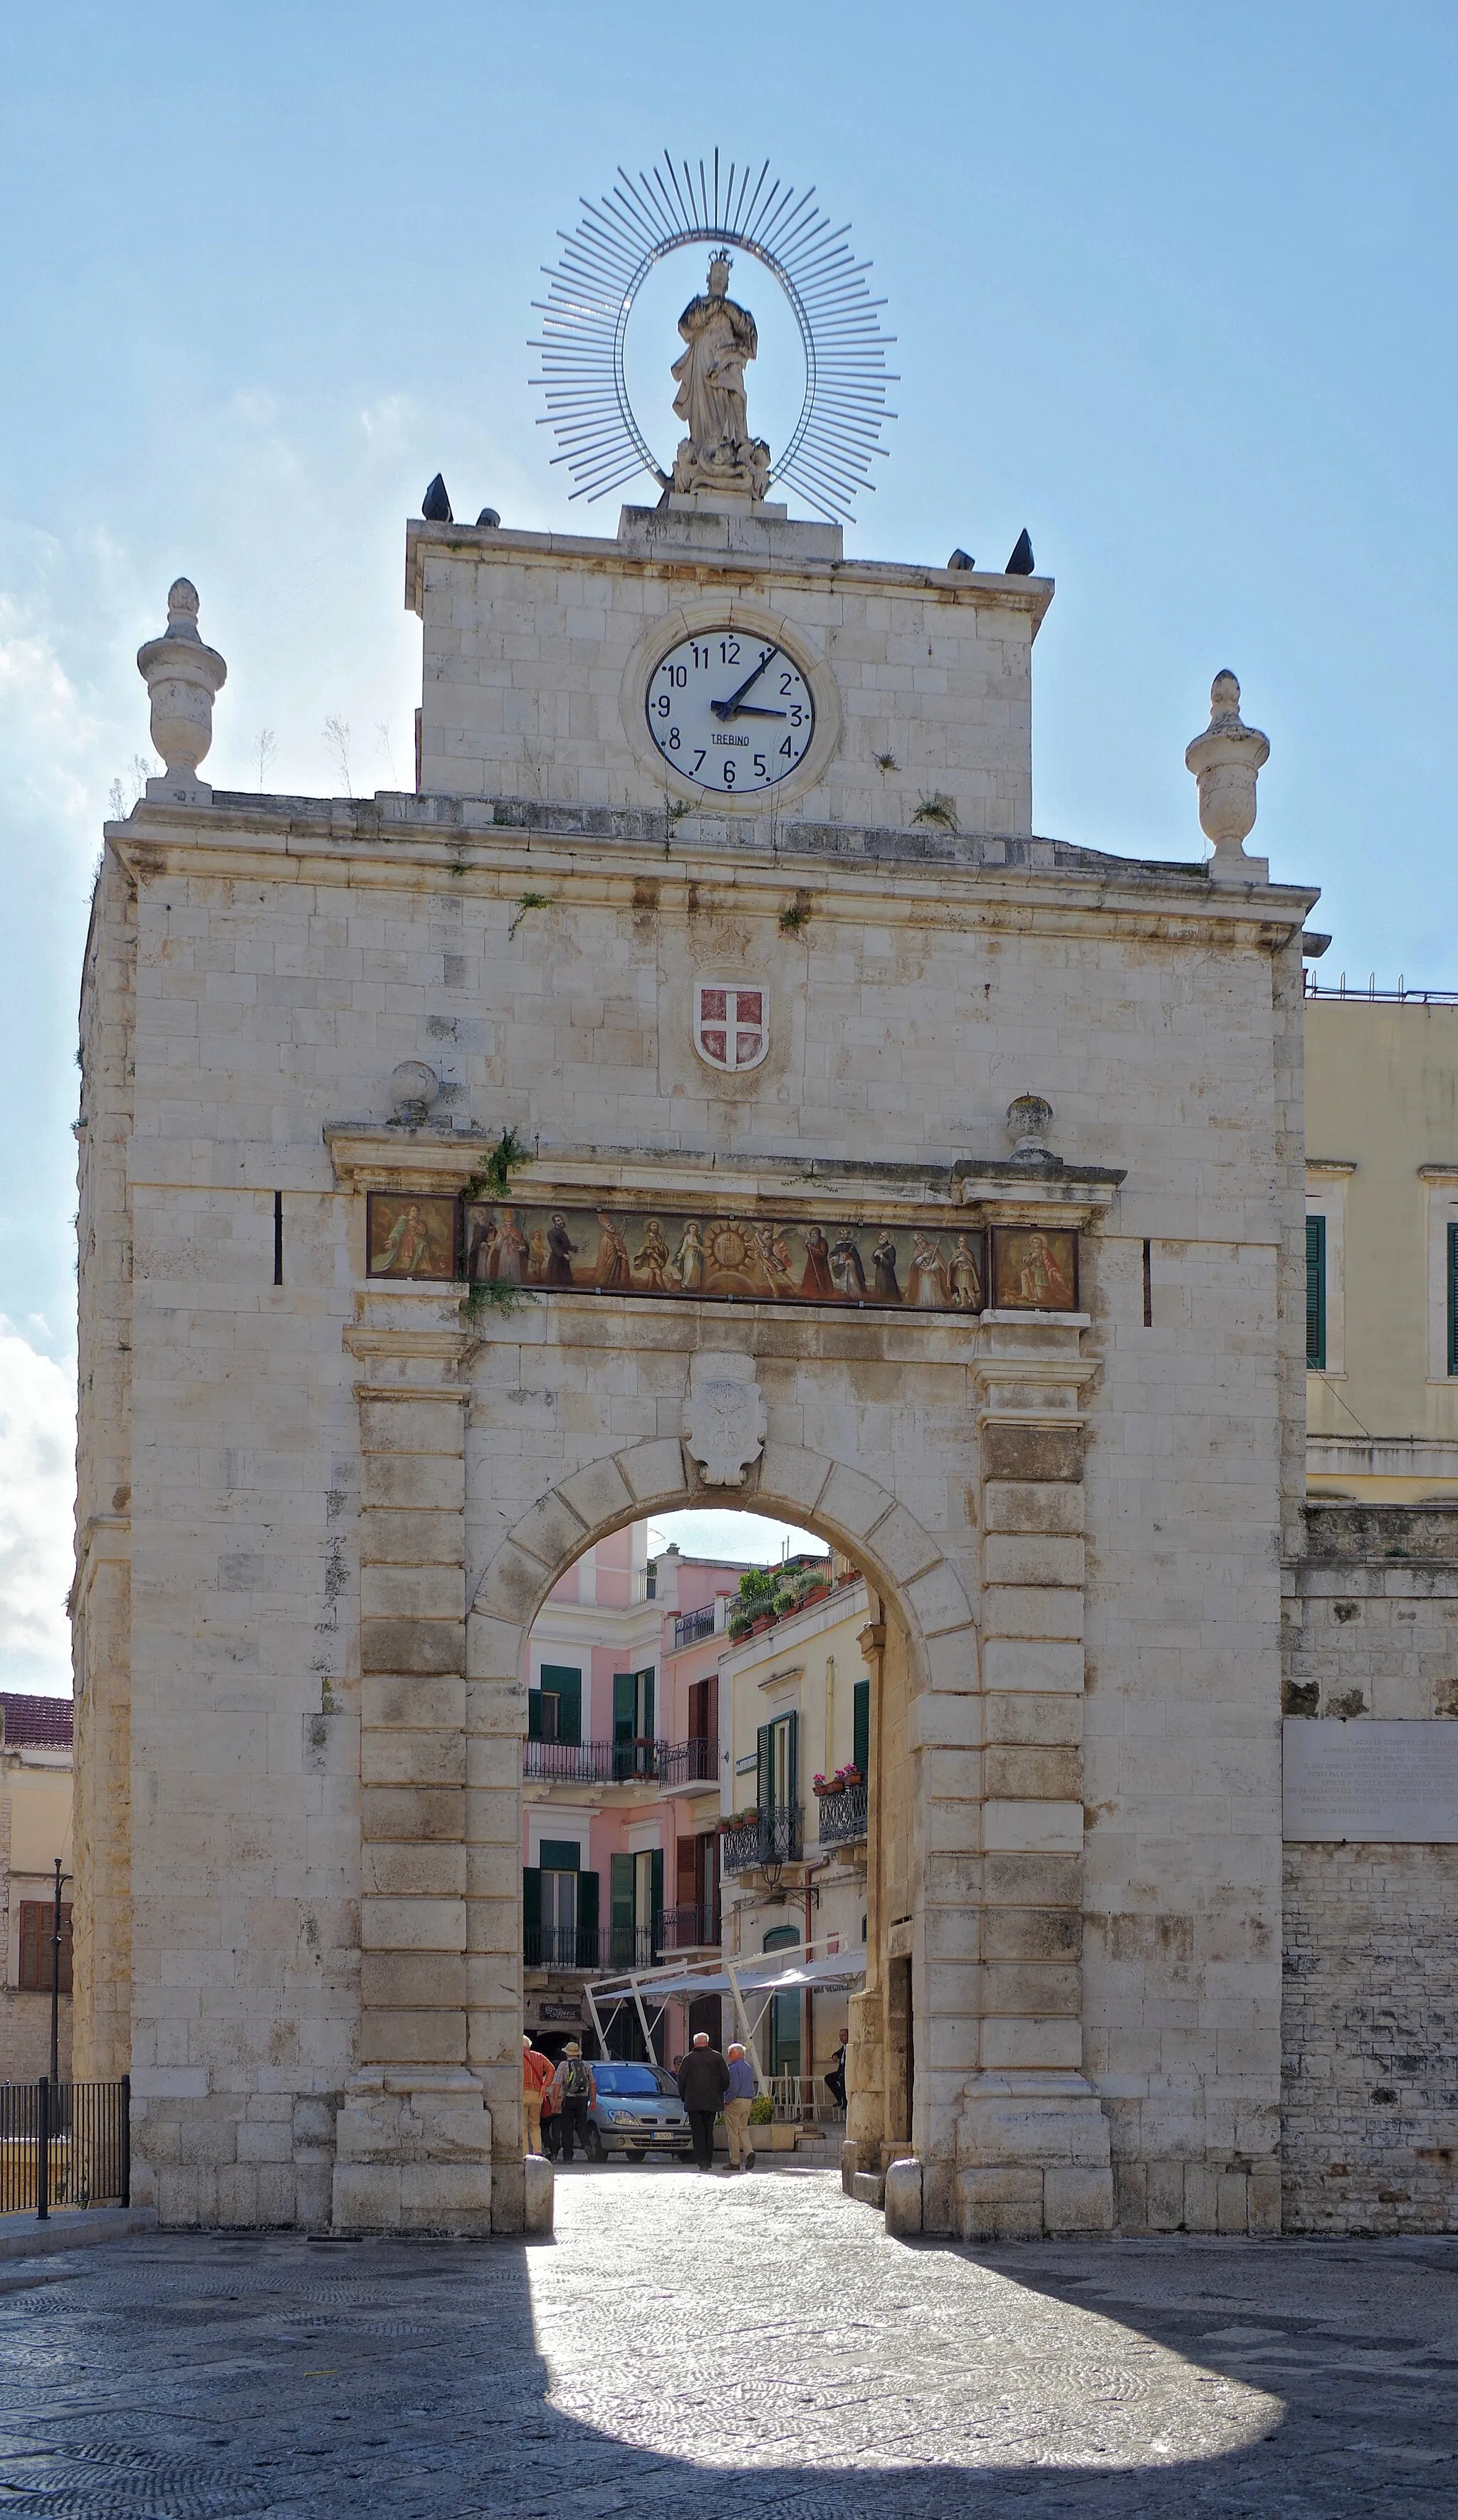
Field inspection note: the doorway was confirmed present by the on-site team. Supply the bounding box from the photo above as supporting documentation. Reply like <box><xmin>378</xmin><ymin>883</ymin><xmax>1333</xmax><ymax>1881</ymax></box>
<box><xmin>763</xmin><ymin>1921</ymin><xmax>801</xmax><ymax>2082</ymax></box>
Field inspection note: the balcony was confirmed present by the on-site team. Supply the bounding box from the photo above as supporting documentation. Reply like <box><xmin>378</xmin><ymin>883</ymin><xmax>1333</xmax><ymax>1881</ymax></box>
<box><xmin>657</xmin><ymin>1901</ymin><xmax>719</xmax><ymax>1952</ymax></box>
<box><xmin>814</xmin><ymin>1780</ymin><xmax>868</xmax><ymax>1849</ymax></box>
<box><xmin>523</xmin><ymin>1736</ymin><xmax>718</xmax><ymax>1791</ymax></box>
<box><xmin>523</xmin><ymin>1738</ymin><xmax>659</xmax><ymax>1786</ymax></box>
<box><xmin>524</xmin><ymin>1925</ymin><xmax>658</xmax><ymax>1973</ymax></box>
<box><xmin>672</xmin><ymin>1602</ymin><xmax>719</xmax><ymax>1650</ymax></box>
<box><xmin>721</xmin><ymin>1805</ymin><xmax>803</xmax><ymax>1877</ymax></box>
<box><xmin>656</xmin><ymin>1736</ymin><xmax>718</xmax><ymax>1791</ymax></box>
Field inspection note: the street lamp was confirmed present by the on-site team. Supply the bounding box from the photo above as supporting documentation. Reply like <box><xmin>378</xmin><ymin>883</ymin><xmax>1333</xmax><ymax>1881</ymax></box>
<box><xmin>49</xmin><ymin>1855</ymin><xmax>70</xmax><ymax>2087</ymax></box>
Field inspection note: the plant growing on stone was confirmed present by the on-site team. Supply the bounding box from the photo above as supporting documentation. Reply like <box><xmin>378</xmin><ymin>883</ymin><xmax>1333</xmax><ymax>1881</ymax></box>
<box><xmin>911</xmin><ymin>793</ymin><xmax>958</xmax><ymax>831</ymax></box>
<box><xmin>508</xmin><ymin>891</ymin><xmax>553</xmax><ymax>941</ymax></box>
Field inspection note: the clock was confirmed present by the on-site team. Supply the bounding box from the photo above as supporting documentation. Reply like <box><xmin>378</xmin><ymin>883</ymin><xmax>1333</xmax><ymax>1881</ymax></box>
<box><xmin>646</xmin><ymin>630</ymin><xmax>815</xmax><ymax>796</ymax></box>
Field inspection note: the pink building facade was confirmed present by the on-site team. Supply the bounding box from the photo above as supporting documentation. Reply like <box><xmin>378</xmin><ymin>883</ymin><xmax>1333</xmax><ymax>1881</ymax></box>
<box><xmin>520</xmin><ymin>1527</ymin><xmax>746</xmax><ymax>2061</ymax></box>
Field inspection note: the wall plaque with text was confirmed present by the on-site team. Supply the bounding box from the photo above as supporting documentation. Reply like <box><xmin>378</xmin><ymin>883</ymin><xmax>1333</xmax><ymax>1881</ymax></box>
<box><xmin>1282</xmin><ymin>1718</ymin><xmax>1458</xmax><ymax>1843</ymax></box>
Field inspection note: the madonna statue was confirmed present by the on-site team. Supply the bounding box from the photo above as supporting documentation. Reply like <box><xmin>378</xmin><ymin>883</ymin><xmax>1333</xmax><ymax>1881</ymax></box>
<box><xmin>670</xmin><ymin>256</ymin><xmax>772</xmax><ymax>500</ymax></box>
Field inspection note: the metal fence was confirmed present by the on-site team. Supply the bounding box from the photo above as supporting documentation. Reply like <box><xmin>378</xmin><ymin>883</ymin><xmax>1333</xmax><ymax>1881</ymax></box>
<box><xmin>0</xmin><ymin>2079</ymin><xmax>130</xmax><ymax>2220</ymax></box>
<box><xmin>672</xmin><ymin>1603</ymin><xmax>718</xmax><ymax>1649</ymax></box>
<box><xmin>657</xmin><ymin>1901</ymin><xmax>718</xmax><ymax>1952</ymax></box>
<box><xmin>656</xmin><ymin>1736</ymin><xmax>718</xmax><ymax>1790</ymax></box>
<box><xmin>765</xmin><ymin>2073</ymin><xmax>845</xmax><ymax>2125</ymax></box>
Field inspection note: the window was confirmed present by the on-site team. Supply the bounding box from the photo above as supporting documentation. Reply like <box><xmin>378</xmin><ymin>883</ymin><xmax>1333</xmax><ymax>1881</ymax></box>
<box><xmin>528</xmin><ymin>1665</ymin><xmax>581</xmax><ymax>1745</ymax></box>
<box><xmin>19</xmin><ymin>1901</ymin><xmax>72</xmax><ymax>1994</ymax></box>
<box><xmin>757</xmin><ymin>1710</ymin><xmax>798</xmax><ymax>1811</ymax></box>
<box><xmin>1448</xmin><ymin>1223</ymin><xmax>1458</xmax><ymax>1377</ymax></box>
<box><xmin>1306</xmin><ymin>1216</ymin><xmax>1326</xmax><ymax>1369</ymax></box>
<box><xmin>612</xmin><ymin>1667</ymin><xmax>655</xmax><ymax>1778</ymax></box>
<box><xmin>609</xmin><ymin>1847</ymin><xmax>661</xmax><ymax>1963</ymax></box>
<box><xmin>524</xmin><ymin>1841</ymin><xmax>598</xmax><ymax>1969</ymax></box>
<box><xmin>852</xmin><ymin>1676</ymin><xmax>870</xmax><ymax>1778</ymax></box>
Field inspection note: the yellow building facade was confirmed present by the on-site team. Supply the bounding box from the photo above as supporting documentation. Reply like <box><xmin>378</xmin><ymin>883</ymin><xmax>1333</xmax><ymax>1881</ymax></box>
<box><xmin>1306</xmin><ymin>993</ymin><xmax>1458</xmax><ymax>1500</ymax></box>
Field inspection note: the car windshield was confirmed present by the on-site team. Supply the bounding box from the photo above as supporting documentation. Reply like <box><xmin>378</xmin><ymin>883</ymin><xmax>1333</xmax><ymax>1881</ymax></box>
<box><xmin>593</xmin><ymin>2066</ymin><xmax>673</xmax><ymax>2097</ymax></box>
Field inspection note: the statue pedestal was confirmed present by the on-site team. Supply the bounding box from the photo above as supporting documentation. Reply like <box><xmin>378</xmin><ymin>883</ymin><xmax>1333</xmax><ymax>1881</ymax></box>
<box><xmin>956</xmin><ymin>2072</ymin><xmax>1113</xmax><ymax>2240</ymax></box>
<box><xmin>332</xmin><ymin>2069</ymin><xmax>493</xmax><ymax>2235</ymax></box>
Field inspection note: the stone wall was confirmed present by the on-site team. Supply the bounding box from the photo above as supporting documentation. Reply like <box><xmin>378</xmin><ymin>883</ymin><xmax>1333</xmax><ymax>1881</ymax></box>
<box><xmin>1283</xmin><ymin>1842</ymin><xmax>1458</xmax><ymax>2232</ymax></box>
<box><xmin>1281</xmin><ymin>1503</ymin><xmax>1458</xmax><ymax>2231</ymax></box>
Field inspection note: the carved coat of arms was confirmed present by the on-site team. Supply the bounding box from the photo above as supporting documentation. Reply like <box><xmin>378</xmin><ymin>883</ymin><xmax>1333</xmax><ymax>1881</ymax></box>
<box><xmin>694</xmin><ymin>980</ymin><xmax>767</xmax><ymax>1075</ymax></box>
<box><xmin>681</xmin><ymin>1374</ymin><xmax>767</xmax><ymax>1487</ymax></box>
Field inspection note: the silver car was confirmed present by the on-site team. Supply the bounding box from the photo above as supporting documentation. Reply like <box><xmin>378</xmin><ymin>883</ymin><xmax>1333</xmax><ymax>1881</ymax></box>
<box><xmin>586</xmin><ymin>2062</ymin><xmax>693</xmax><ymax>2162</ymax></box>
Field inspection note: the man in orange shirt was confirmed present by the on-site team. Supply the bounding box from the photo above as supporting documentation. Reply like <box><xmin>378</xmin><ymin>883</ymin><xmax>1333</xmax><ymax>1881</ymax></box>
<box><xmin>523</xmin><ymin>2032</ymin><xmax>555</xmax><ymax>2156</ymax></box>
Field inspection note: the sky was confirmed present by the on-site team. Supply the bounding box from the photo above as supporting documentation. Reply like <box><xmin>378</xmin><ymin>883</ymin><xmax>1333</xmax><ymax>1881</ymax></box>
<box><xmin>1</xmin><ymin>1</ymin><xmax>1454</xmax><ymax>1688</ymax></box>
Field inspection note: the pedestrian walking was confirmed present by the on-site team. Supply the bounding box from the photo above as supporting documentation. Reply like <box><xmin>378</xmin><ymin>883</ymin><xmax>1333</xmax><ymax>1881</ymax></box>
<box><xmin>676</xmin><ymin>2030</ymin><xmax>730</xmax><ymax>2173</ymax></box>
<box><xmin>826</xmin><ymin>2028</ymin><xmax>849</xmax><ymax>2114</ymax></box>
<box><xmin>523</xmin><ymin>2032</ymin><xmax>555</xmax><ymax>2156</ymax></box>
<box><xmin>723</xmin><ymin>2041</ymin><xmax>757</xmax><ymax>2171</ymax></box>
<box><xmin>540</xmin><ymin>2063</ymin><xmax>561</xmax><ymax>2160</ymax></box>
<box><xmin>552</xmin><ymin>2041</ymin><xmax>597</xmax><ymax>2163</ymax></box>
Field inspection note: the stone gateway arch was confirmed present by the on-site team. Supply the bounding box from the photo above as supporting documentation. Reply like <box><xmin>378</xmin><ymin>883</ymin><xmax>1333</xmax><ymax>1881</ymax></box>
<box><xmin>70</xmin><ymin>490</ymin><xmax>1313</xmax><ymax>2239</ymax></box>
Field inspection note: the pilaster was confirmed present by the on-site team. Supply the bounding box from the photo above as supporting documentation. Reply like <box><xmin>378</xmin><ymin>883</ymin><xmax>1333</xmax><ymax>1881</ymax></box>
<box><xmin>331</xmin><ymin>1303</ymin><xmax>491</xmax><ymax>2232</ymax></box>
<box><xmin>958</xmin><ymin>1313</ymin><xmax>1113</xmax><ymax>2240</ymax></box>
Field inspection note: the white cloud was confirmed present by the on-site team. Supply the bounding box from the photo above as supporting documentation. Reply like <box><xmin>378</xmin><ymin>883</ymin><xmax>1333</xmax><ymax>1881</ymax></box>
<box><xmin>0</xmin><ymin>1318</ymin><xmax>75</xmax><ymax>1694</ymax></box>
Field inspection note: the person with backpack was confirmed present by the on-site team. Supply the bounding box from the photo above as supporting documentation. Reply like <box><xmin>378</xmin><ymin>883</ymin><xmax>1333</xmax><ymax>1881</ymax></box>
<box><xmin>552</xmin><ymin>2041</ymin><xmax>597</xmax><ymax>2163</ymax></box>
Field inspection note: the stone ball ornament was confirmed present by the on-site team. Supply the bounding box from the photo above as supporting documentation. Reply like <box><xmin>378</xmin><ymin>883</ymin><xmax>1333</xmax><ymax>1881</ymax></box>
<box><xmin>531</xmin><ymin>149</ymin><xmax>896</xmax><ymax>524</ymax></box>
<box><xmin>1185</xmin><ymin>671</ymin><xmax>1270</xmax><ymax>877</ymax></box>
<box><xmin>387</xmin><ymin>1061</ymin><xmax>441</xmax><ymax>1126</ymax></box>
<box><xmin>135</xmin><ymin>578</ymin><xmax>227</xmax><ymax>799</ymax></box>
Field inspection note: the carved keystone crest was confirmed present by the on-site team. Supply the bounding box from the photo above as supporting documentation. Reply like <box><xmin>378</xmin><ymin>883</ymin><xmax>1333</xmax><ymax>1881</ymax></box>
<box><xmin>694</xmin><ymin>979</ymin><xmax>767</xmax><ymax>1075</ymax></box>
<box><xmin>682</xmin><ymin>1360</ymin><xmax>767</xmax><ymax>1488</ymax></box>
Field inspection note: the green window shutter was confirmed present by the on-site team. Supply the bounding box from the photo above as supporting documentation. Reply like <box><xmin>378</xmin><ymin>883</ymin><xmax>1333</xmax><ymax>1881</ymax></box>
<box><xmin>613</xmin><ymin>1672</ymin><xmax>636</xmax><ymax>1742</ymax></box>
<box><xmin>1449</xmin><ymin>1223</ymin><xmax>1458</xmax><ymax>1375</ymax></box>
<box><xmin>540</xmin><ymin>1665</ymin><xmax>581</xmax><ymax>1745</ymax></box>
<box><xmin>757</xmin><ymin>1721</ymin><xmax>771</xmax><ymax>1812</ymax></box>
<box><xmin>523</xmin><ymin>1867</ymin><xmax>541</xmax><ymax>1961</ymax></box>
<box><xmin>853</xmin><ymin>1677</ymin><xmax>870</xmax><ymax>1777</ymax></box>
<box><xmin>528</xmin><ymin>1690</ymin><xmax>543</xmax><ymax>1741</ymax></box>
<box><xmin>610</xmin><ymin>1852</ymin><xmax>634</xmax><ymax>1933</ymax></box>
<box><xmin>787</xmin><ymin>1710</ymin><xmax>799</xmax><ymax>1807</ymax></box>
<box><xmin>538</xmin><ymin>1839</ymin><xmax>581</xmax><ymax>1873</ymax></box>
<box><xmin>577</xmin><ymin>1867</ymin><xmax>599</xmax><ymax>1967</ymax></box>
<box><xmin>641</xmin><ymin>1667</ymin><xmax>655</xmax><ymax>1739</ymax></box>
<box><xmin>1305</xmin><ymin>1216</ymin><xmax>1326</xmax><ymax>1368</ymax></box>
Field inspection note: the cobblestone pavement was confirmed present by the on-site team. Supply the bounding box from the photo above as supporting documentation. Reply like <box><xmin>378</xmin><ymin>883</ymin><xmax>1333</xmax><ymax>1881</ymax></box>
<box><xmin>1</xmin><ymin>2163</ymin><xmax>1457</xmax><ymax>2515</ymax></box>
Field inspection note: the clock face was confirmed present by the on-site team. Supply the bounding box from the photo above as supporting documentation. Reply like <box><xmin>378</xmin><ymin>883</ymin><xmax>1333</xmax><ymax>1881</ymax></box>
<box><xmin>646</xmin><ymin>631</ymin><xmax>815</xmax><ymax>795</ymax></box>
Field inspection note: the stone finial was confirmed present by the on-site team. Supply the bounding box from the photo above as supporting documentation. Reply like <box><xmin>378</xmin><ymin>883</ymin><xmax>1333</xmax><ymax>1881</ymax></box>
<box><xmin>1184</xmin><ymin>671</ymin><xmax>1269</xmax><ymax>881</ymax></box>
<box><xmin>136</xmin><ymin>579</ymin><xmax>227</xmax><ymax>801</ymax></box>
<box><xmin>1006</xmin><ymin>1093</ymin><xmax>1054</xmax><ymax>1160</ymax></box>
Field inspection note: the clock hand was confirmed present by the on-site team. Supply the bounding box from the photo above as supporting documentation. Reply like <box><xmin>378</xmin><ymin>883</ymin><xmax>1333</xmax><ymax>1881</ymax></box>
<box><xmin>710</xmin><ymin>644</ymin><xmax>780</xmax><ymax>720</ymax></box>
<box><xmin>725</xmin><ymin>705</ymin><xmax>787</xmax><ymax>719</ymax></box>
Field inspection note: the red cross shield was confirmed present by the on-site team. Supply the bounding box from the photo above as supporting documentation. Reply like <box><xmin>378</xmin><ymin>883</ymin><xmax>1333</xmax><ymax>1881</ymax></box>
<box><xmin>694</xmin><ymin>980</ymin><xmax>767</xmax><ymax>1074</ymax></box>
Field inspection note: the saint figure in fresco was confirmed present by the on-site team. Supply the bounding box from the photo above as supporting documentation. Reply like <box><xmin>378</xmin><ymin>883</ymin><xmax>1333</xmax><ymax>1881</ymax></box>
<box><xmin>871</xmin><ymin>1232</ymin><xmax>901</xmax><ymax>1302</ymax></box>
<box><xmin>752</xmin><ymin>1223</ymin><xmax>799</xmax><ymax>1298</ymax></box>
<box><xmin>673</xmin><ymin>1219</ymin><xmax>705</xmax><ymax>1292</ymax></box>
<box><xmin>1015</xmin><ymin>1230</ymin><xmax>1073</xmax><ymax>1308</ymax></box>
<box><xmin>829</xmin><ymin>1232</ymin><xmax>867</xmax><ymax>1300</ymax></box>
<box><xmin>634</xmin><ymin>1218</ymin><xmax>673</xmax><ymax>1291</ymax></box>
<box><xmin>466</xmin><ymin>1210</ymin><xmax>497</xmax><ymax>1282</ymax></box>
<box><xmin>545</xmin><ymin>1214</ymin><xmax>577</xmax><ymax>1287</ymax></box>
<box><xmin>907</xmin><ymin>1234</ymin><xmax>950</xmax><ymax>1308</ymax></box>
<box><xmin>493</xmin><ymin>1206</ymin><xmax>530</xmax><ymax>1286</ymax></box>
<box><xmin>527</xmin><ymin>1225</ymin><xmax>548</xmax><ymax>1283</ymax></box>
<box><xmin>376</xmin><ymin>1202</ymin><xmax>436</xmax><ymax>1276</ymax></box>
<box><xmin>594</xmin><ymin>1212</ymin><xmax>631</xmax><ymax>1291</ymax></box>
<box><xmin>799</xmin><ymin>1226</ymin><xmax>834</xmax><ymax>1301</ymax></box>
<box><xmin>948</xmin><ymin>1235</ymin><xmax>984</xmax><ymax>1311</ymax></box>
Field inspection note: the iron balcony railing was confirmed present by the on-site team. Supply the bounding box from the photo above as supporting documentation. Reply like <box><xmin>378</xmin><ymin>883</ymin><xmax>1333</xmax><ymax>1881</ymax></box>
<box><xmin>524</xmin><ymin>1738</ymin><xmax>659</xmax><ymax>1785</ymax></box>
<box><xmin>523</xmin><ymin>1926</ymin><xmax>658</xmax><ymax>1973</ymax></box>
<box><xmin>657</xmin><ymin>1901</ymin><xmax>719</xmax><ymax>1952</ymax></box>
<box><xmin>0</xmin><ymin>2078</ymin><xmax>130</xmax><ymax>2220</ymax></box>
<box><xmin>524</xmin><ymin>1736</ymin><xmax>719</xmax><ymax>1790</ymax></box>
<box><xmin>672</xmin><ymin>1603</ymin><xmax>719</xmax><ymax>1649</ymax></box>
<box><xmin>722</xmin><ymin>1805</ymin><xmax>803</xmax><ymax>1876</ymax></box>
<box><xmin>656</xmin><ymin>1736</ymin><xmax>718</xmax><ymax>1790</ymax></box>
<box><xmin>814</xmin><ymin>1780</ymin><xmax>869</xmax><ymax>1848</ymax></box>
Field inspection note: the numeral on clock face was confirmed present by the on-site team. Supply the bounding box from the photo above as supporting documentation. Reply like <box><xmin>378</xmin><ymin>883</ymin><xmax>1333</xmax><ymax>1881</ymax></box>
<box><xmin>646</xmin><ymin>631</ymin><xmax>816</xmax><ymax>794</ymax></box>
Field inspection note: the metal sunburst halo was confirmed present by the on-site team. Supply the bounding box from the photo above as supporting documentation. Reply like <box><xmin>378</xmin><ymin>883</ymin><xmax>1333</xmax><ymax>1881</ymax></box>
<box><xmin>530</xmin><ymin>149</ymin><xmax>897</xmax><ymax>524</ymax></box>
